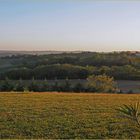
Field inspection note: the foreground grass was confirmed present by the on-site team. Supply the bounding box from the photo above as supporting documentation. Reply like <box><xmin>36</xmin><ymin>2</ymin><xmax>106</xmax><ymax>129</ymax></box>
<box><xmin>0</xmin><ymin>92</ymin><xmax>140</xmax><ymax>139</ymax></box>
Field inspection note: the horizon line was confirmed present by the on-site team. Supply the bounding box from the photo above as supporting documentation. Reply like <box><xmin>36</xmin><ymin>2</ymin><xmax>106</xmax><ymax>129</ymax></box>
<box><xmin>0</xmin><ymin>49</ymin><xmax>139</xmax><ymax>53</ymax></box>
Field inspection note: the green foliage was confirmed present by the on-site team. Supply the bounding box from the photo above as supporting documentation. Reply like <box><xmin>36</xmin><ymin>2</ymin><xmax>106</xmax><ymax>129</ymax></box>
<box><xmin>87</xmin><ymin>74</ymin><xmax>117</xmax><ymax>93</ymax></box>
<box><xmin>0</xmin><ymin>52</ymin><xmax>139</xmax><ymax>80</ymax></box>
<box><xmin>0</xmin><ymin>76</ymin><xmax>119</xmax><ymax>92</ymax></box>
<box><xmin>28</xmin><ymin>80</ymin><xmax>39</xmax><ymax>92</ymax></box>
<box><xmin>41</xmin><ymin>81</ymin><xmax>48</xmax><ymax>92</ymax></box>
<box><xmin>63</xmin><ymin>79</ymin><xmax>71</xmax><ymax>92</ymax></box>
<box><xmin>14</xmin><ymin>79</ymin><xmax>24</xmax><ymax>91</ymax></box>
<box><xmin>116</xmin><ymin>102</ymin><xmax>140</xmax><ymax>127</ymax></box>
<box><xmin>0</xmin><ymin>78</ymin><xmax>14</xmax><ymax>91</ymax></box>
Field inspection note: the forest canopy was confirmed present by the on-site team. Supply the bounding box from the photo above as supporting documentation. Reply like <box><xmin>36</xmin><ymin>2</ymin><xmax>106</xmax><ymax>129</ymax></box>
<box><xmin>0</xmin><ymin>51</ymin><xmax>139</xmax><ymax>80</ymax></box>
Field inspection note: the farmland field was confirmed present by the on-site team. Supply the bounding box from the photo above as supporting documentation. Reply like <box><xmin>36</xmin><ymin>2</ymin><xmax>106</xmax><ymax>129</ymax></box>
<box><xmin>1</xmin><ymin>92</ymin><xmax>140</xmax><ymax>139</ymax></box>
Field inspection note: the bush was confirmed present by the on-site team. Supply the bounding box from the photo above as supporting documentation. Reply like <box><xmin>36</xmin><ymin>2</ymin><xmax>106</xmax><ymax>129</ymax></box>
<box><xmin>87</xmin><ymin>74</ymin><xmax>118</xmax><ymax>93</ymax></box>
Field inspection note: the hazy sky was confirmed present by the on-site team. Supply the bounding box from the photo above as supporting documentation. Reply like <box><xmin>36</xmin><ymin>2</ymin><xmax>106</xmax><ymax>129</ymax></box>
<box><xmin>0</xmin><ymin>0</ymin><xmax>140</xmax><ymax>52</ymax></box>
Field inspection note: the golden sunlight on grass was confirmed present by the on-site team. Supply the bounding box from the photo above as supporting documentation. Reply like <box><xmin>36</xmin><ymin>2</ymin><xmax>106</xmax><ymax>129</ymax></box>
<box><xmin>0</xmin><ymin>92</ymin><xmax>140</xmax><ymax>139</ymax></box>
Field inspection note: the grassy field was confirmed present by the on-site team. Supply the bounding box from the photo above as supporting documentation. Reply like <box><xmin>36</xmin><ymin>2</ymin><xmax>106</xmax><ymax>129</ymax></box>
<box><xmin>1</xmin><ymin>92</ymin><xmax>140</xmax><ymax>139</ymax></box>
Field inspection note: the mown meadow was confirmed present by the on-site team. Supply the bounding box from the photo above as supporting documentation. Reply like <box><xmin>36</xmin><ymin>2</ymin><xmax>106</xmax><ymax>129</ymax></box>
<box><xmin>0</xmin><ymin>92</ymin><xmax>140</xmax><ymax>139</ymax></box>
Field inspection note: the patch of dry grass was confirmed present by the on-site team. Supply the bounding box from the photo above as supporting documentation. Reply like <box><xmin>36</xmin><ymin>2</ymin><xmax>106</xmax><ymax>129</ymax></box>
<box><xmin>0</xmin><ymin>92</ymin><xmax>140</xmax><ymax>139</ymax></box>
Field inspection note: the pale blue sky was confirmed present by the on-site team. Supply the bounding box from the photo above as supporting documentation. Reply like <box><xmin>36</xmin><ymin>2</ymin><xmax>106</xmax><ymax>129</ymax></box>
<box><xmin>0</xmin><ymin>0</ymin><xmax>140</xmax><ymax>51</ymax></box>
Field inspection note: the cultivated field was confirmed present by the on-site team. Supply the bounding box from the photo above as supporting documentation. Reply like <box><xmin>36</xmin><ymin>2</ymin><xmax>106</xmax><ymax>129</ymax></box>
<box><xmin>0</xmin><ymin>92</ymin><xmax>140</xmax><ymax>139</ymax></box>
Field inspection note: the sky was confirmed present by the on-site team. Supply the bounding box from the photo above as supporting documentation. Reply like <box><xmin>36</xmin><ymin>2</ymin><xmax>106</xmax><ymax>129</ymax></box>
<box><xmin>0</xmin><ymin>0</ymin><xmax>140</xmax><ymax>52</ymax></box>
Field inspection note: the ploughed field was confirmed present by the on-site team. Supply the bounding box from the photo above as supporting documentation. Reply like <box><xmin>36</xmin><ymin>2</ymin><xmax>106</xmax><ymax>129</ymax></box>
<box><xmin>0</xmin><ymin>92</ymin><xmax>140</xmax><ymax>139</ymax></box>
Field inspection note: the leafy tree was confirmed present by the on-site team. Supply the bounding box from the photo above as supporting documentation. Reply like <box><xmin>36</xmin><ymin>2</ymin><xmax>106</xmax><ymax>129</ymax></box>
<box><xmin>87</xmin><ymin>74</ymin><xmax>118</xmax><ymax>93</ymax></box>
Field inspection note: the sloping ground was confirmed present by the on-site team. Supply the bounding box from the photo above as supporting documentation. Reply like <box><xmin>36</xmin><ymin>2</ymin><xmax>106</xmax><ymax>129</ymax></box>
<box><xmin>0</xmin><ymin>93</ymin><xmax>140</xmax><ymax>139</ymax></box>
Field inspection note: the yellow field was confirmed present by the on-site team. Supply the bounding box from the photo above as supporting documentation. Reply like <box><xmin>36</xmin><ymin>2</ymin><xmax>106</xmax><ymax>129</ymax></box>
<box><xmin>0</xmin><ymin>92</ymin><xmax>140</xmax><ymax>139</ymax></box>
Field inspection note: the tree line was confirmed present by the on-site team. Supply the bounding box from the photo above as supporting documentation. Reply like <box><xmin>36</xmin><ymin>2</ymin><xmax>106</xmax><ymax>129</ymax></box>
<box><xmin>1</xmin><ymin>64</ymin><xmax>140</xmax><ymax>80</ymax></box>
<box><xmin>0</xmin><ymin>75</ymin><xmax>119</xmax><ymax>93</ymax></box>
<box><xmin>0</xmin><ymin>51</ymin><xmax>139</xmax><ymax>80</ymax></box>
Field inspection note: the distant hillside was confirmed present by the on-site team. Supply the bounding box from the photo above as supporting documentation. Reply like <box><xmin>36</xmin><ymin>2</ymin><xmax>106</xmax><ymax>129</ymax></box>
<box><xmin>0</xmin><ymin>50</ymin><xmax>83</xmax><ymax>57</ymax></box>
<box><xmin>0</xmin><ymin>51</ymin><xmax>139</xmax><ymax>81</ymax></box>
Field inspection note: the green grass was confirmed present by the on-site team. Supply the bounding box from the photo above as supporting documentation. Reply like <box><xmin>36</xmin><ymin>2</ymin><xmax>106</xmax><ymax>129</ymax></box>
<box><xmin>0</xmin><ymin>92</ymin><xmax>140</xmax><ymax>139</ymax></box>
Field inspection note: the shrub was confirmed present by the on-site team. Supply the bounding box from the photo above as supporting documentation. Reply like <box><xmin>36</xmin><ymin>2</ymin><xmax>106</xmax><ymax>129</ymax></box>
<box><xmin>87</xmin><ymin>74</ymin><xmax>118</xmax><ymax>93</ymax></box>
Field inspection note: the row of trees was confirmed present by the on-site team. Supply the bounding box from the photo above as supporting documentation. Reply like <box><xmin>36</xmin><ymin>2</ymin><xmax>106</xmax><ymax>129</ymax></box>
<box><xmin>4</xmin><ymin>51</ymin><xmax>139</xmax><ymax>67</ymax></box>
<box><xmin>1</xmin><ymin>52</ymin><xmax>139</xmax><ymax>80</ymax></box>
<box><xmin>2</xmin><ymin>64</ymin><xmax>140</xmax><ymax>80</ymax></box>
<box><xmin>0</xmin><ymin>75</ymin><xmax>118</xmax><ymax>93</ymax></box>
